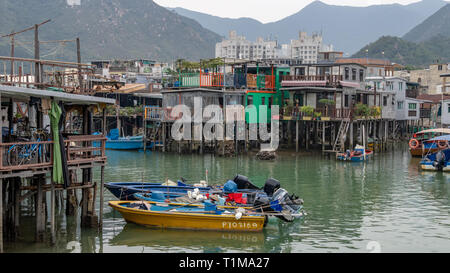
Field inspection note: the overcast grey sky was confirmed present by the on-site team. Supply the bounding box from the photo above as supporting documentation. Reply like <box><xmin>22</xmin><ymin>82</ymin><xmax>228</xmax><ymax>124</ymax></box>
<box><xmin>154</xmin><ymin>0</ymin><xmax>424</xmax><ymax>23</ymax></box>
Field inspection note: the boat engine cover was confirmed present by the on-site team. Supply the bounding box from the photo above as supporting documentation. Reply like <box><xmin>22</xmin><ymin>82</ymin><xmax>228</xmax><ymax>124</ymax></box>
<box><xmin>233</xmin><ymin>175</ymin><xmax>260</xmax><ymax>190</ymax></box>
<box><xmin>263</xmin><ymin>178</ymin><xmax>281</xmax><ymax>197</ymax></box>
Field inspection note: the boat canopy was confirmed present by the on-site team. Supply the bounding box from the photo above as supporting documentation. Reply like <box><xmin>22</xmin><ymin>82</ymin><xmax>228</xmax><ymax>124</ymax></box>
<box><xmin>415</xmin><ymin>128</ymin><xmax>450</xmax><ymax>135</ymax></box>
<box><xmin>425</xmin><ymin>134</ymin><xmax>450</xmax><ymax>142</ymax></box>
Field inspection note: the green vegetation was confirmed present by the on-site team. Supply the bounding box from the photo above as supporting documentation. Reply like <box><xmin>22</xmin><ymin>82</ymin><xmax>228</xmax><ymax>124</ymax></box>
<box><xmin>0</xmin><ymin>0</ymin><xmax>221</xmax><ymax>62</ymax></box>
<box><xmin>352</xmin><ymin>35</ymin><xmax>450</xmax><ymax>68</ymax></box>
<box><xmin>300</xmin><ymin>106</ymin><xmax>315</xmax><ymax>117</ymax></box>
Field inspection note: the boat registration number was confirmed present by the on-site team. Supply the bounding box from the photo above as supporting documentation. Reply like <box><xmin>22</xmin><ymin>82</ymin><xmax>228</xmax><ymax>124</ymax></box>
<box><xmin>222</xmin><ymin>221</ymin><xmax>259</xmax><ymax>229</ymax></box>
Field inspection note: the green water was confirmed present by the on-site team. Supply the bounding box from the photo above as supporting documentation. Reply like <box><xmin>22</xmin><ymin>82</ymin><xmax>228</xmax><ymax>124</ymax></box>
<box><xmin>5</xmin><ymin>145</ymin><xmax>450</xmax><ymax>253</ymax></box>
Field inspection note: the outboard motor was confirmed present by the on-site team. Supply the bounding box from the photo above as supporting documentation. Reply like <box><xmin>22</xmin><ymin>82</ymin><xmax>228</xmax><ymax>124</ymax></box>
<box><xmin>432</xmin><ymin>150</ymin><xmax>446</xmax><ymax>171</ymax></box>
<box><xmin>263</xmin><ymin>178</ymin><xmax>281</xmax><ymax>197</ymax></box>
<box><xmin>233</xmin><ymin>175</ymin><xmax>260</xmax><ymax>190</ymax></box>
<box><xmin>271</xmin><ymin>188</ymin><xmax>304</xmax><ymax>222</ymax></box>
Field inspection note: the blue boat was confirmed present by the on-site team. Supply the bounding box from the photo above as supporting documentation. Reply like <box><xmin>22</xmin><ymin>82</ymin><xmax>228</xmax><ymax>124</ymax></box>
<box><xmin>336</xmin><ymin>145</ymin><xmax>373</xmax><ymax>162</ymax></box>
<box><xmin>104</xmin><ymin>181</ymin><xmax>214</xmax><ymax>200</ymax></box>
<box><xmin>419</xmin><ymin>137</ymin><xmax>450</xmax><ymax>172</ymax></box>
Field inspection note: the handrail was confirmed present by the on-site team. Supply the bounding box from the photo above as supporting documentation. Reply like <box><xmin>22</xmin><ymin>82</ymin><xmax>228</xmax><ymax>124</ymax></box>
<box><xmin>1</xmin><ymin>135</ymin><xmax>107</xmax><ymax>172</ymax></box>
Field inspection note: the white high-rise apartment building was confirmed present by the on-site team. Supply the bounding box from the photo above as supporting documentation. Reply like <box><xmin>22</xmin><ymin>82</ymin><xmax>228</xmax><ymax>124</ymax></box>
<box><xmin>216</xmin><ymin>31</ymin><xmax>333</xmax><ymax>63</ymax></box>
<box><xmin>290</xmin><ymin>32</ymin><xmax>325</xmax><ymax>64</ymax></box>
<box><xmin>215</xmin><ymin>31</ymin><xmax>281</xmax><ymax>60</ymax></box>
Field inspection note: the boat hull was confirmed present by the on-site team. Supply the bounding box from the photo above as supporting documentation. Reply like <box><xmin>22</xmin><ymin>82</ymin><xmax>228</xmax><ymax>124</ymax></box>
<box><xmin>419</xmin><ymin>161</ymin><xmax>450</xmax><ymax>172</ymax></box>
<box><xmin>410</xmin><ymin>147</ymin><xmax>439</xmax><ymax>157</ymax></box>
<box><xmin>336</xmin><ymin>150</ymin><xmax>373</xmax><ymax>162</ymax></box>
<box><xmin>105</xmin><ymin>182</ymin><xmax>213</xmax><ymax>200</ymax></box>
<box><xmin>105</xmin><ymin>139</ymin><xmax>143</xmax><ymax>150</ymax></box>
<box><xmin>109</xmin><ymin>201</ymin><xmax>265</xmax><ymax>232</ymax></box>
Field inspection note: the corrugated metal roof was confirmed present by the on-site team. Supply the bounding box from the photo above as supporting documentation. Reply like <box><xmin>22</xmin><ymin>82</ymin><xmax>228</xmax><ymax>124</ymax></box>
<box><xmin>0</xmin><ymin>84</ymin><xmax>115</xmax><ymax>105</ymax></box>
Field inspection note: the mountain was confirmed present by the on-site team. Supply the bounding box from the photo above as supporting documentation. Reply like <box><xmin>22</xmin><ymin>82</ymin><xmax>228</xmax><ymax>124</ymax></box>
<box><xmin>403</xmin><ymin>3</ymin><xmax>450</xmax><ymax>42</ymax></box>
<box><xmin>171</xmin><ymin>7</ymin><xmax>266</xmax><ymax>40</ymax></box>
<box><xmin>351</xmin><ymin>35</ymin><xmax>450</xmax><ymax>67</ymax></box>
<box><xmin>0</xmin><ymin>0</ymin><xmax>222</xmax><ymax>62</ymax></box>
<box><xmin>169</xmin><ymin>0</ymin><xmax>448</xmax><ymax>55</ymax></box>
<box><xmin>352</xmin><ymin>3</ymin><xmax>450</xmax><ymax>67</ymax></box>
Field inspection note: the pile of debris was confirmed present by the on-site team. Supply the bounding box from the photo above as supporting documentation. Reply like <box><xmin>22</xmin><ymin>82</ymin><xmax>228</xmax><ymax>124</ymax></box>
<box><xmin>219</xmin><ymin>141</ymin><xmax>236</xmax><ymax>157</ymax></box>
<box><xmin>256</xmin><ymin>148</ymin><xmax>277</xmax><ymax>160</ymax></box>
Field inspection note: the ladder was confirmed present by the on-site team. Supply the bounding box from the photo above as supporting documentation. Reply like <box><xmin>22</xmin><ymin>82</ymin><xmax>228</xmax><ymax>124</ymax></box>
<box><xmin>333</xmin><ymin>119</ymin><xmax>350</xmax><ymax>152</ymax></box>
<box><xmin>148</xmin><ymin>121</ymin><xmax>162</xmax><ymax>144</ymax></box>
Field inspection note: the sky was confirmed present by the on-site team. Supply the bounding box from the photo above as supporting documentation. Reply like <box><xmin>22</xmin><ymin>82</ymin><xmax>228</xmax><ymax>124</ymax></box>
<box><xmin>153</xmin><ymin>0</ymin><xmax>424</xmax><ymax>23</ymax></box>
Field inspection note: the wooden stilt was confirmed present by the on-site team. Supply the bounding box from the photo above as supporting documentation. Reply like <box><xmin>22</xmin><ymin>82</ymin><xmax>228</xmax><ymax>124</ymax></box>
<box><xmin>35</xmin><ymin>176</ymin><xmax>44</xmax><ymax>242</ymax></box>
<box><xmin>322</xmin><ymin>122</ymin><xmax>325</xmax><ymax>151</ymax></box>
<box><xmin>50</xmin><ymin>181</ymin><xmax>55</xmax><ymax>245</ymax></box>
<box><xmin>0</xmin><ymin>178</ymin><xmax>3</xmax><ymax>253</ymax></box>
<box><xmin>296</xmin><ymin>120</ymin><xmax>299</xmax><ymax>152</ymax></box>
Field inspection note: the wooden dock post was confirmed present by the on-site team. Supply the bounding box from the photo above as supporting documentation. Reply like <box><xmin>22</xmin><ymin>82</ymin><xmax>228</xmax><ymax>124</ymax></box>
<box><xmin>99</xmin><ymin>165</ymin><xmax>105</xmax><ymax>229</ymax></box>
<box><xmin>50</xmin><ymin>181</ymin><xmax>55</xmax><ymax>245</ymax></box>
<box><xmin>306</xmin><ymin>122</ymin><xmax>309</xmax><ymax>150</ymax></box>
<box><xmin>349</xmin><ymin>121</ymin><xmax>354</xmax><ymax>149</ymax></box>
<box><xmin>322</xmin><ymin>121</ymin><xmax>326</xmax><ymax>151</ymax></box>
<box><xmin>35</xmin><ymin>176</ymin><xmax>45</xmax><ymax>242</ymax></box>
<box><xmin>296</xmin><ymin>120</ymin><xmax>299</xmax><ymax>152</ymax></box>
<box><xmin>0</xmin><ymin>178</ymin><xmax>3</xmax><ymax>253</ymax></box>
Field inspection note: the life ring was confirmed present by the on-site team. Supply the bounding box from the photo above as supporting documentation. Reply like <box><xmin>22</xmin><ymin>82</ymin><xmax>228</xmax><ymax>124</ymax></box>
<box><xmin>437</xmin><ymin>140</ymin><xmax>448</xmax><ymax>149</ymax></box>
<box><xmin>409</xmin><ymin>139</ymin><xmax>419</xmax><ymax>149</ymax></box>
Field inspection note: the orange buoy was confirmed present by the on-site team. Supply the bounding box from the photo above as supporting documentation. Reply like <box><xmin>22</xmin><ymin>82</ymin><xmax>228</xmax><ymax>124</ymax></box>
<box><xmin>409</xmin><ymin>139</ymin><xmax>419</xmax><ymax>149</ymax></box>
<box><xmin>438</xmin><ymin>140</ymin><xmax>448</xmax><ymax>149</ymax></box>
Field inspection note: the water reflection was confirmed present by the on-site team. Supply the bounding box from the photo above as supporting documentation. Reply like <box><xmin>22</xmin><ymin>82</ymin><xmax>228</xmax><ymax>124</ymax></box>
<box><xmin>6</xmin><ymin>144</ymin><xmax>450</xmax><ymax>252</ymax></box>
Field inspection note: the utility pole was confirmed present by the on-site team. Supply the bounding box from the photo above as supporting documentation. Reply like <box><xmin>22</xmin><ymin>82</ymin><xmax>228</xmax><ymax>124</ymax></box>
<box><xmin>76</xmin><ymin>37</ymin><xmax>83</xmax><ymax>93</ymax></box>
<box><xmin>10</xmin><ymin>35</ymin><xmax>15</xmax><ymax>78</ymax></box>
<box><xmin>34</xmin><ymin>24</ymin><xmax>40</xmax><ymax>84</ymax></box>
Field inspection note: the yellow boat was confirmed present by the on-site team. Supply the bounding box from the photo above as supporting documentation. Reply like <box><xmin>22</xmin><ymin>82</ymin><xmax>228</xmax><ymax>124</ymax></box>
<box><xmin>109</xmin><ymin>201</ymin><xmax>266</xmax><ymax>232</ymax></box>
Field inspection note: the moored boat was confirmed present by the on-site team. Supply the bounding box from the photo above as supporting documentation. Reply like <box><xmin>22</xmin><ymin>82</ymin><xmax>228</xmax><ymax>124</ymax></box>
<box><xmin>419</xmin><ymin>146</ymin><xmax>450</xmax><ymax>172</ymax></box>
<box><xmin>108</xmin><ymin>200</ymin><xmax>266</xmax><ymax>232</ymax></box>
<box><xmin>409</xmin><ymin>128</ymin><xmax>450</xmax><ymax>157</ymax></box>
<box><xmin>336</xmin><ymin>145</ymin><xmax>373</xmax><ymax>162</ymax></box>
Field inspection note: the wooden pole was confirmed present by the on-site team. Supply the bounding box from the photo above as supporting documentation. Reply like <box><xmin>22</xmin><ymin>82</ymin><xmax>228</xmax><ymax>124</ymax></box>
<box><xmin>296</xmin><ymin>120</ymin><xmax>299</xmax><ymax>152</ymax></box>
<box><xmin>10</xmin><ymin>36</ymin><xmax>15</xmax><ymax>79</ymax></box>
<box><xmin>50</xmin><ymin>181</ymin><xmax>55</xmax><ymax>244</ymax></box>
<box><xmin>0</xmin><ymin>178</ymin><xmax>3</xmax><ymax>253</ymax></box>
<box><xmin>99</xmin><ymin>165</ymin><xmax>105</xmax><ymax>229</ymax></box>
<box><xmin>34</xmin><ymin>24</ymin><xmax>40</xmax><ymax>84</ymax></box>
<box><xmin>76</xmin><ymin>38</ymin><xmax>83</xmax><ymax>93</ymax></box>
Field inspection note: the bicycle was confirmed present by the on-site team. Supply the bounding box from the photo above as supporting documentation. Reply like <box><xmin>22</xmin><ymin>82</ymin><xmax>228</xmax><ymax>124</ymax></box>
<box><xmin>7</xmin><ymin>125</ymin><xmax>51</xmax><ymax>166</ymax></box>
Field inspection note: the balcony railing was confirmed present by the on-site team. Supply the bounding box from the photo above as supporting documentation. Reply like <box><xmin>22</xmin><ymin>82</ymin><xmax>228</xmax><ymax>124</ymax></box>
<box><xmin>281</xmin><ymin>75</ymin><xmax>343</xmax><ymax>87</ymax></box>
<box><xmin>144</xmin><ymin>106</ymin><xmax>163</xmax><ymax>121</ymax></box>
<box><xmin>0</xmin><ymin>135</ymin><xmax>106</xmax><ymax>172</ymax></box>
<box><xmin>177</xmin><ymin>72</ymin><xmax>275</xmax><ymax>90</ymax></box>
<box><xmin>282</xmin><ymin>107</ymin><xmax>352</xmax><ymax>120</ymax></box>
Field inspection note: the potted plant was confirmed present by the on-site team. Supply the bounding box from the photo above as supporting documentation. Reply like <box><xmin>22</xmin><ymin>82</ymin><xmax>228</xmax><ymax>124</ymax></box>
<box><xmin>318</xmin><ymin>98</ymin><xmax>335</xmax><ymax>120</ymax></box>
<box><xmin>283</xmin><ymin>101</ymin><xmax>294</xmax><ymax>120</ymax></box>
<box><xmin>354</xmin><ymin>103</ymin><xmax>370</xmax><ymax>119</ymax></box>
<box><xmin>370</xmin><ymin>106</ymin><xmax>381</xmax><ymax>119</ymax></box>
<box><xmin>300</xmin><ymin>106</ymin><xmax>314</xmax><ymax>120</ymax></box>
<box><xmin>314</xmin><ymin>111</ymin><xmax>322</xmax><ymax>121</ymax></box>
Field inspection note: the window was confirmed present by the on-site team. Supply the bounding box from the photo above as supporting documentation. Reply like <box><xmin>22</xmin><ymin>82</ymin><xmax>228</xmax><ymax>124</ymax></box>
<box><xmin>247</xmin><ymin>95</ymin><xmax>253</xmax><ymax>106</ymax></box>
<box><xmin>345</xmin><ymin>67</ymin><xmax>349</xmax><ymax>80</ymax></box>
<box><xmin>359</xmin><ymin>69</ymin><xmax>364</xmax><ymax>82</ymax></box>
<box><xmin>438</xmin><ymin>65</ymin><xmax>443</xmax><ymax>71</ymax></box>
<box><xmin>344</xmin><ymin>95</ymin><xmax>349</xmax><ymax>107</ymax></box>
<box><xmin>261</xmin><ymin>97</ymin><xmax>266</xmax><ymax>105</ymax></box>
<box><xmin>399</xmin><ymin>82</ymin><xmax>403</xmax><ymax>90</ymax></box>
<box><xmin>383</xmin><ymin>96</ymin><xmax>388</xmax><ymax>106</ymax></box>
<box><xmin>447</xmin><ymin>104</ymin><xmax>450</xmax><ymax>113</ymax></box>
<box><xmin>352</xmin><ymin>69</ymin><xmax>357</xmax><ymax>81</ymax></box>
<box><xmin>398</xmin><ymin>101</ymin><xmax>404</xmax><ymax>110</ymax></box>
<box><xmin>408</xmin><ymin>103</ymin><xmax>417</xmax><ymax>110</ymax></box>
